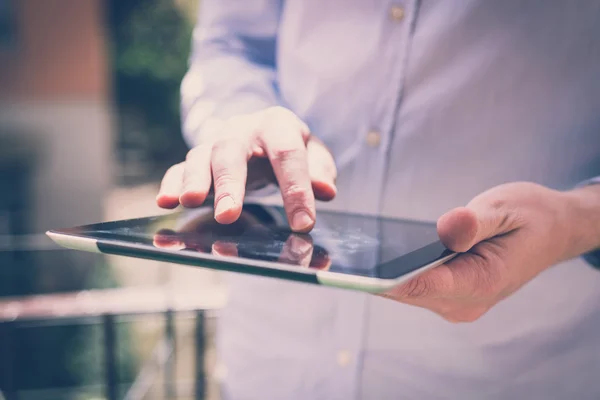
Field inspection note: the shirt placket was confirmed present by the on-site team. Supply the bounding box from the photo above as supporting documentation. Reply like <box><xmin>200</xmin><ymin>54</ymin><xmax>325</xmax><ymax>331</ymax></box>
<box><xmin>334</xmin><ymin>2</ymin><xmax>418</xmax><ymax>400</ymax></box>
<box><xmin>349</xmin><ymin>0</ymin><xmax>417</xmax><ymax>215</ymax></box>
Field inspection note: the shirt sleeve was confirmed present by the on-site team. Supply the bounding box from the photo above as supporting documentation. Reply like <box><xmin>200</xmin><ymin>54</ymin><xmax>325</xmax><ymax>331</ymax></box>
<box><xmin>578</xmin><ymin>176</ymin><xmax>600</xmax><ymax>268</ymax></box>
<box><xmin>180</xmin><ymin>0</ymin><xmax>283</xmax><ymax>148</ymax></box>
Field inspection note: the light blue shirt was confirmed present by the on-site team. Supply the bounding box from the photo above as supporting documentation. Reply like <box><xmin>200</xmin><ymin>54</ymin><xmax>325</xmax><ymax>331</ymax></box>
<box><xmin>181</xmin><ymin>1</ymin><xmax>600</xmax><ymax>399</ymax></box>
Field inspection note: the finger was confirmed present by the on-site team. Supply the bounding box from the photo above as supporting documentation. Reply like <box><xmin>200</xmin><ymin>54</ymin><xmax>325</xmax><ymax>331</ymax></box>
<box><xmin>279</xmin><ymin>234</ymin><xmax>314</xmax><ymax>267</ymax></box>
<box><xmin>211</xmin><ymin>138</ymin><xmax>249</xmax><ymax>224</ymax></box>
<box><xmin>383</xmin><ymin>264</ymin><xmax>455</xmax><ymax>300</ymax></box>
<box><xmin>212</xmin><ymin>241</ymin><xmax>239</xmax><ymax>257</ymax></box>
<box><xmin>427</xmin><ymin>237</ymin><xmax>511</xmax><ymax>300</ymax></box>
<box><xmin>437</xmin><ymin>193</ymin><xmax>523</xmax><ymax>253</ymax></box>
<box><xmin>308</xmin><ymin>245</ymin><xmax>332</xmax><ymax>270</ymax></box>
<box><xmin>179</xmin><ymin>144</ymin><xmax>213</xmax><ymax>208</ymax></box>
<box><xmin>260</xmin><ymin>128</ymin><xmax>315</xmax><ymax>233</ymax></box>
<box><xmin>157</xmin><ymin>163</ymin><xmax>184</xmax><ymax>209</ymax></box>
<box><xmin>385</xmin><ymin>235</ymin><xmax>511</xmax><ymax>302</ymax></box>
<box><xmin>307</xmin><ymin>137</ymin><xmax>337</xmax><ymax>201</ymax></box>
<box><xmin>153</xmin><ymin>229</ymin><xmax>185</xmax><ymax>250</ymax></box>
<box><xmin>437</xmin><ymin>207</ymin><xmax>479</xmax><ymax>253</ymax></box>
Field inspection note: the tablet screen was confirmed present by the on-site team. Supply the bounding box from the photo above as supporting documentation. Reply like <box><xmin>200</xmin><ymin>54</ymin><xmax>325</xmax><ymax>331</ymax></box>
<box><xmin>58</xmin><ymin>203</ymin><xmax>452</xmax><ymax>279</ymax></box>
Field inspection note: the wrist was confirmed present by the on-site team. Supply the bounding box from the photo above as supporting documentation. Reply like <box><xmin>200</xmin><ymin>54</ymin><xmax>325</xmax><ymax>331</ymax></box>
<box><xmin>562</xmin><ymin>184</ymin><xmax>600</xmax><ymax>260</ymax></box>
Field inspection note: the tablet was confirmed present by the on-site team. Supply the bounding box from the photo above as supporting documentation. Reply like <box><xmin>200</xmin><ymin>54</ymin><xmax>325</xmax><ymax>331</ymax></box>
<box><xmin>46</xmin><ymin>202</ymin><xmax>456</xmax><ymax>293</ymax></box>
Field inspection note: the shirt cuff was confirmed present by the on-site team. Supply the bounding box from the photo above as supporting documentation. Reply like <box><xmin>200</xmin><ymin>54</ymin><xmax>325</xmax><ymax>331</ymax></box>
<box><xmin>575</xmin><ymin>176</ymin><xmax>600</xmax><ymax>188</ymax></box>
<box><xmin>576</xmin><ymin>176</ymin><xmax>600</xmax><ymax>268</ymax></box>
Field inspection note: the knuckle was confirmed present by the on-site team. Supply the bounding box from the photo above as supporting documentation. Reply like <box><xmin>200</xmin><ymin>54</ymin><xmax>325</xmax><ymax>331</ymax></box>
<box><xmin>282</xmin><ymin>183</ymin><xmax>311</xmax><ymax>202</ymax></box>
<box><xmin>224</xmin><ymin>114</ymin><xmax>258</xmax><ymax>137</ymax></box>
<box><xmin>467</xmin><ymin>246</ymin><xmax>507</xmax><ymax>297</ymax></box>
<box><xmin>271</xmin><ymin>147</ymin><xmax>304</xmax><ymax>163</ymax></box>
<box><xmin>212</xmin><ymin>139</ymin><xmax>246</xmax><ymax>162</ymax></box>
<box><xmin>488</xmin><ymin>198</ymin><xmax>507</xmax><ymax>211</ymax></box>
<box><xmin>282</xmin><ymin>186</ymin><xmax>312</xmax><ymax>211</ymax></box>
<box><xmin>213</xmin><ymin>171</ymin><xmax>237</xmax><ymax>186</ymax></box>
<box><xmin>211</xmin><ymin>139</ymin><xmax>231</xmax><ymax>153</ymax></box>
<box><xmin>165</xmin><ymin>163</ymin><xmax>184</xmax><ymax>178</ymax></box>
<box><xmin>213</xmin><ymin>172</ymin><xmax>239</xmax><ymax>193</ymax></box>
<box><xmin>185</xmin><ymin>145</ymin><xmax>208</xmax><ymax>162</ymax></box>
<box><xmin>399</xmin><ymin>276</ymin><xmax>431</xmax><ymax>298</ymax></box>
<box><xmin>260</xmin><ymin>107</ymin><xmax>305</xmax><ymax>133</ymax></box>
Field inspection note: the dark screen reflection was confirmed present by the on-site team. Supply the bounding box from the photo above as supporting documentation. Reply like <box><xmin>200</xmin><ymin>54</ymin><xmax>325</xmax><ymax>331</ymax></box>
<box><xmin>70</xmin><ymin>203</ymin><xmax>447</xmax><ymax>278</ymax></box>
<box><xmin>152</xmin><ymin>205</ymin><xmax>333</xmax><ymax>270</ymax></box>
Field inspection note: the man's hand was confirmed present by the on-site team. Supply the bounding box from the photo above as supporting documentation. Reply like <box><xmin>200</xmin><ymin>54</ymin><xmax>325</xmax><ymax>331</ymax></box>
<box><xmin>156</xmin><ymin>107</ymin><xmax>337</xmax><ymax>232</ymax></box>
<box><xmin>381</xmin><ymin>181</ymin><xmax>600</xmax><ymax>323</ymax></box>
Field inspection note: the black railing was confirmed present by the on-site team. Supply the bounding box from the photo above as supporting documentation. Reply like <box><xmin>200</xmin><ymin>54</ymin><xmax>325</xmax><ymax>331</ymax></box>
<box><xmin>0</xmin><ymin>287</ymin><xmax>223</xmax><ymax>400</ymax></box>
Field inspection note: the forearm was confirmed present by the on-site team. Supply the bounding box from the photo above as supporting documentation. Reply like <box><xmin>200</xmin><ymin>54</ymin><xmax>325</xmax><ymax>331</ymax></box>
<box><xmin>181</xmin><ymin>53</ymin><xmax>278</xmax><ymax>146</ymax></box>
<box><xmin>564</xmin><ymin>182</ymin><xmax>600</xmax><ymax>260</ymax></box>
<box><xmin>181</xmin><ymin>0</ymin><xmax>282</xmax><ymax>147</ymax></box>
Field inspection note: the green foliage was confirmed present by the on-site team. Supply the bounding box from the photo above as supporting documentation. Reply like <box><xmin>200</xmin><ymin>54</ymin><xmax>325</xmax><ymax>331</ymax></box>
<box><xmin>108</xmin><ymin>0</ymin><xmax>194</xmax><ymax>176</ymax></box>
<box><xmin>0</xmin><ymin>2</ymin><xmax>193</xmax><ymax>394</ymax></box>
<box><xmin>116</xmin><ymin>4</ymin><xmax>191</xmax><ymax>81</ymax></box>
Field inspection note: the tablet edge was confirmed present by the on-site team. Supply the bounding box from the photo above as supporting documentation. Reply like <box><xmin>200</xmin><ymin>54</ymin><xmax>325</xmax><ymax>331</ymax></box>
<box><xmin>46</xmin><ymin>231</ymin><xmax>101</xmax><ymax>253</ymax></box>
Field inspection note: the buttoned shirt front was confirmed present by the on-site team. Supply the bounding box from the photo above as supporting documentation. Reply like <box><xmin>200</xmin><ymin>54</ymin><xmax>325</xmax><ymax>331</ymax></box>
<box><xmin>181</xmin><ymin>1</ymin><xmax>600</xmax><ymax>398</ymax></box>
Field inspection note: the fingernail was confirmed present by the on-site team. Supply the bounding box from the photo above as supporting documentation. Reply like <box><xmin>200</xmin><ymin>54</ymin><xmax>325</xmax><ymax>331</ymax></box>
<box><xmin>292</xmin><ymin>211</ymin><xmax>314</xmax><ymax>231</ymax></box>
<box><xmin>215</xmin><ymin>196</ymin><xmax>236</xmax><ymax>217</ymax></box>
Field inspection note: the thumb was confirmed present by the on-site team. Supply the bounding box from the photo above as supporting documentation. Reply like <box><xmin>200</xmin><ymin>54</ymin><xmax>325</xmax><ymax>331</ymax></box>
<box><xmin>437</xmin><ymin>196</ymin><xmax>520</xmax><ymax>253</ymax></box>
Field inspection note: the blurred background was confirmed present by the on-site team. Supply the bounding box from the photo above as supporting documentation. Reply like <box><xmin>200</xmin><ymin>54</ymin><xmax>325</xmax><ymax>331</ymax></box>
<box><xmin>0</xmin><ymin>0</ymin><xmax>226</xmax><ymax>398</ymax></box>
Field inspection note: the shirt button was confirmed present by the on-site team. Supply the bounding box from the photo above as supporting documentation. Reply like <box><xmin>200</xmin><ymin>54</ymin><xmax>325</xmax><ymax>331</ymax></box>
<box><xmin>366</xmin><ymin>130</ymin><xmax>382</xmax><ymax>147</ymax></box>
<box><xmin>337</xmin><ymin>350</ymin><xmax>352</xmax><ymax>367</ymax></box>
<box><xmin>390</xmin><ymin>5</ymin><xmax>405</xmax><ymax>22</ymax></box>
